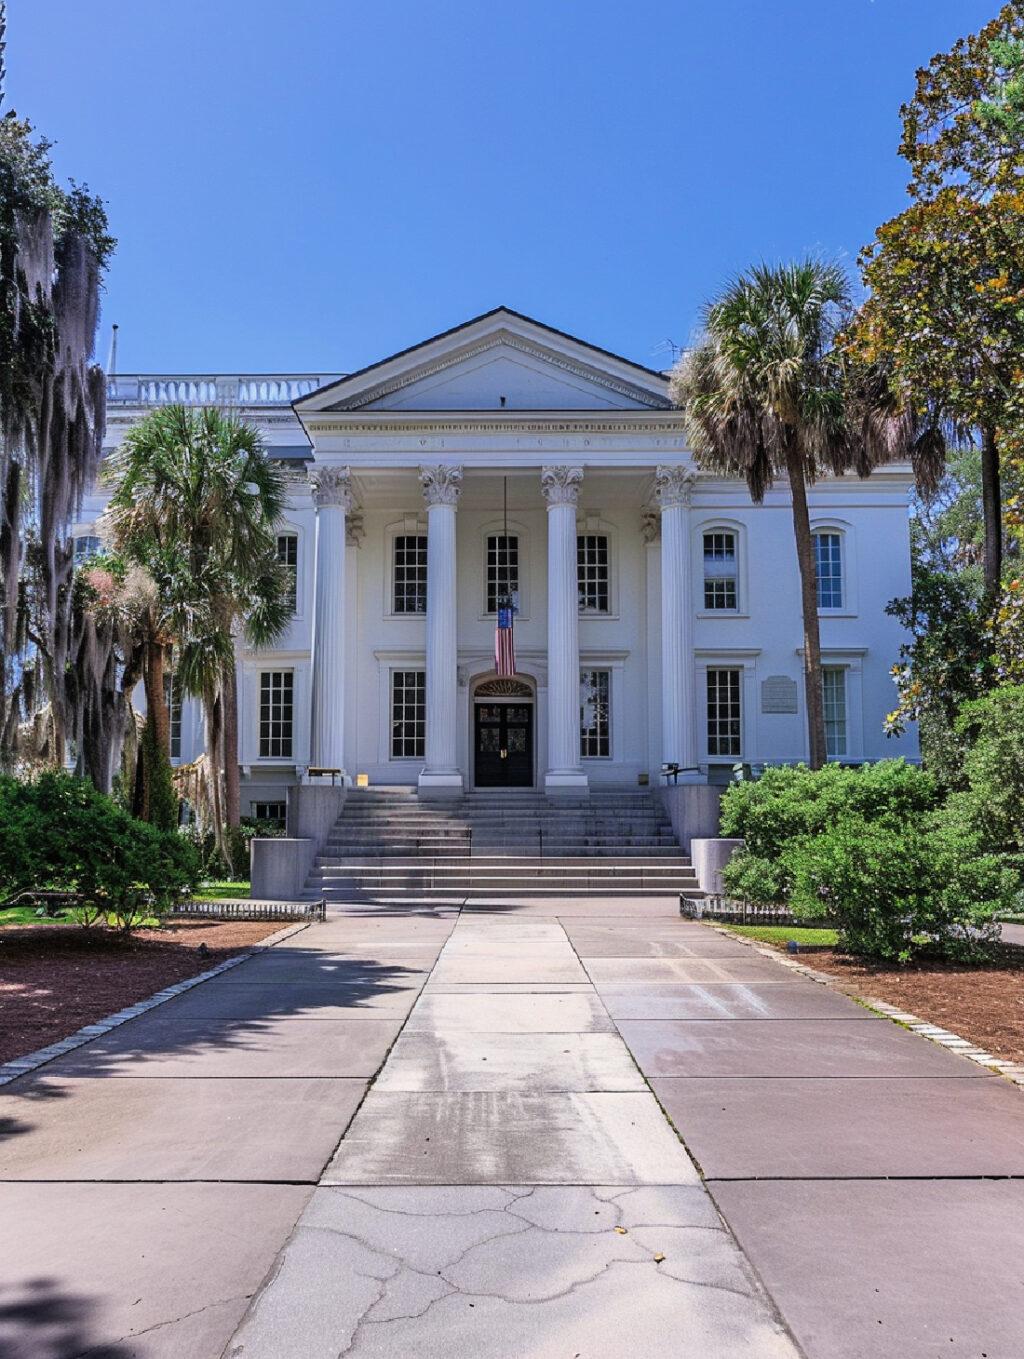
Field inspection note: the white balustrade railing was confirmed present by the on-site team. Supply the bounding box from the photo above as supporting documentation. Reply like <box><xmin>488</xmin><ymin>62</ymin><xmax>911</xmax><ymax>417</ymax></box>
<box><xmin>106</xmin><ymin>374</ymin><xmax>342</xmax><ymax>406</ymax></box>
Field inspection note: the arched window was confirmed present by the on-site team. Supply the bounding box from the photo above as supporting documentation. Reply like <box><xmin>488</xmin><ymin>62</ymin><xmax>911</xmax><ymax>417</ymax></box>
<box><xmin>485</xmin><ymin>533</ymin><xmax>520</xmax><ymax>615</ymax></box>
<box><xmin>702</xmin><ymin>530</ymin><xmax>738</xmax><ymax>610</ymax></box>
<box><xmin>577</xmin><ymin>533</ymin><xmax>610</xmax><ymax>613</ymax></box>
<box><xmin>393</xmin><ymin>534</ymin><xmax>428</xmax><ymax>614</ymax></box>
<box><xmin>73</xmin><ymin>535</ymin><xmax>101</xmax><ymax>564</ymax></box>
<box><xmin>276</xmin><ymin>532</ymin><xmax>298</xmax><ymax>613</ymax></box>
<box><xmin>813</xmin><ymin>530</ymin><xmax>844</xmax><ymax>610</ymax></box>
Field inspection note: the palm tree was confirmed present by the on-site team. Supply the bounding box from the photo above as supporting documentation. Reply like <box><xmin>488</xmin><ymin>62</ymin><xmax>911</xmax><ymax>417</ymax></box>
<box><xmin>671</xmin><ymin>260</ymin><xmax>915</xmax><ymax>769</ymax></box>
<box><xmin>104</xmin><ymin>405</ymin><xmax>290</xmax><ymax>848</ymax></box>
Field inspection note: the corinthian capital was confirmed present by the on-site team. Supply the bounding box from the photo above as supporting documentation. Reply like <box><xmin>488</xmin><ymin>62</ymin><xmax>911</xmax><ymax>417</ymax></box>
<box><xmin>309</xmin><ymin>465</ymin><xmax>355</xmax><ymax>511</ymax></box>
<box><xmin>420</xmin><ymin>464</ymin><xmax>463</xmax><ymax>508</ymax></box>
<box><xmin>654</xmin><ymin>465</ymin><xmax>697</xmax><ymax>511</ymax></box>
<box><xmin>540</xmin><ymin>466</ymin><xmax>584</xmax><ymax>508</ymax></box>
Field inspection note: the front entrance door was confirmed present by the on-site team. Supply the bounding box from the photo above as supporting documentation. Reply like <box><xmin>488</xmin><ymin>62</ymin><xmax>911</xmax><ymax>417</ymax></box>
<box><xmin>474</xmin><ymin>702</ymin><xmax>533</xmax><ymax>788</ymax></box>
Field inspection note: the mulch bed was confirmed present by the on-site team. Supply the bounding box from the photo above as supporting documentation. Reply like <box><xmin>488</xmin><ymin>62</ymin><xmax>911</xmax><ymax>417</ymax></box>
<box><xmin>803</xmin><ymin>945</ymin><xmax>1024</xmax><ymax>1066</ymax></box>
<box><xmin>0</xmin><ymin>919</ymin><xmax>288</xmax><ymax>1066</ymax></box>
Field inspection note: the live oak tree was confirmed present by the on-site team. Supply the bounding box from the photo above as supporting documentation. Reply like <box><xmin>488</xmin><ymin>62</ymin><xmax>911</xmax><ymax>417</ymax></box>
<box><xmin>854</xmin><ymin>4</ymin><xmax>1024</xmax><ymax>601</ymax></box>
<box><xmin>0</xmin><ymin>3</ymin><xmax>116</xmax><ymax>770</ymax></box>
<box><xmin>672</xmin><ymin>260</ymin><xmax>913</xmax><ymax>770</ymax></box>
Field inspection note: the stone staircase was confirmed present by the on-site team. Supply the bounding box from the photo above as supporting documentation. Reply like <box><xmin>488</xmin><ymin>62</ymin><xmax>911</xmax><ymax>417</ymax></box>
<box><xmin>304</xmin><ymin>786</ymin><xmax>702</xmax><ymax>901</ymax></box>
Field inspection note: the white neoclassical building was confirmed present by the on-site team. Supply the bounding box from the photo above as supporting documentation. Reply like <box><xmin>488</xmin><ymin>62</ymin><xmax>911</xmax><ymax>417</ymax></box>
<box><xmin>79</xmin><ymin>307</ymin><xmax>918</xmax><ymax>819</ymax></box>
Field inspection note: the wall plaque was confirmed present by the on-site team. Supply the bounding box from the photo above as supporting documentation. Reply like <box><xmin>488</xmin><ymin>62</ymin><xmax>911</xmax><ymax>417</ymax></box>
<box><xmin>761</xmin><ymin>675</ymin><xmax>799</xmax><ymax>714</ymax></box>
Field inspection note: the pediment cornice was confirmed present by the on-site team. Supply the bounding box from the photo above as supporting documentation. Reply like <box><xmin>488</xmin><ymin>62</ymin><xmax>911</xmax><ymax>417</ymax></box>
<box><xmin>324</xmin><ymin>332</ymin><xmax>670</xmax><ymax>412</ymax></box>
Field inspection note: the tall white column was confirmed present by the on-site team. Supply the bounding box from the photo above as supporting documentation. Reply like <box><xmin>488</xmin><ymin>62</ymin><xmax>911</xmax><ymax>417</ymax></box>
<box><xmin>542</xmin><ymin>466</ymin><xmax>588</xmax><ymax>795</ymax></box>
<box><xmin>418</xmin><ymin>464</ymin><xmax>464</xmax><ymax>797</ymax></box>
<box><xmin>656</xmin><ymin>465</ymin><xmax>698</xmax><ymax>774</ymax></box>
<box><xmin>309</xmin><ymin>466</ymin><xmax>355</xmax><ymax>780</ymax></box>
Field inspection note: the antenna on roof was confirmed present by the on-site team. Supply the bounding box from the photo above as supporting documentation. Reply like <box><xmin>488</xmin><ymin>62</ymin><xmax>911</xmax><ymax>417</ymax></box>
<box><xmin>106</xmin><ymin>324</ymin><xmax>119</xmax><ymax>377</ymax></box>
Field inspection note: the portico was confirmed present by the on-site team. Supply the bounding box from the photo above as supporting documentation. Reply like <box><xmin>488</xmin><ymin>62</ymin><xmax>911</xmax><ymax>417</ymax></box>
<box><xmin>85</xmin><ymin>306</ymin><xmax>920</xmax><ymax>817</ymax></box>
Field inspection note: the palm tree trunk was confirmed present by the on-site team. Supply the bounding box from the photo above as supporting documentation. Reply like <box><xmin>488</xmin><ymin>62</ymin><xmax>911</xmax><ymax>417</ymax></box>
<box><xmin>142</xmin><ymin>632</ymin><xmax>169</xmax><ymax>757</ymax></box>
<box><xmin>140</xmin><ymin>629</ymin><xmax>169</xmax><ymax>819</ymax></box>
<box><xmin>221</xmin><ymin>659</ymin><xmax>241</xmax><ymax>828</ymax></box>
<box><xmin>785</xmin><ymin>446</ymin><xmax>827</xmax><ymax>770</ymax></box>
<box><xmin>981</xmin><ymin>424</ymin><xmax>1002</xmax><ymax>602</ymax></box>
<box><xmin>203</xmin><ymin>683</ymin><xmax>230</xmax><ymax>870</ymax></box>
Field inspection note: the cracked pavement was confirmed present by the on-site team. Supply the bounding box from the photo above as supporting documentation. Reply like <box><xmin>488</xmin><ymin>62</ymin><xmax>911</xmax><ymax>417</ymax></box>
<box><xmin>6</xmin><ymin>897</ymin><xmax>1020</xmax><ymax>1358</ymax></box>
<box><xmin>223</xmin><ymin>907</ymin><xmax>798</xmax><ymax>1358</ymax></box>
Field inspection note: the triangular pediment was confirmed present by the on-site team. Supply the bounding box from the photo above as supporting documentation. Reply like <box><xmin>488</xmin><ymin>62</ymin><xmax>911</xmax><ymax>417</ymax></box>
<box><xmin>296</xmin><ymin>308</ymin><xmax>670</xmax><ymax>414</ymax></box>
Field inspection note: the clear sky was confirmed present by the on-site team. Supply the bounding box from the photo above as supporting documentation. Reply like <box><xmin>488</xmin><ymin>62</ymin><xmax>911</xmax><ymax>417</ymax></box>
<box><xmin>5</xmin><ymin>0</ymin><xmax>999</xmax><ymax>376</ymax></box>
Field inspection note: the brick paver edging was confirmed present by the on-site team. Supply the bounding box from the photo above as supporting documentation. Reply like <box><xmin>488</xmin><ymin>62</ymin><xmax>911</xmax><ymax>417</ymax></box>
<box><xmin>0</xmin><ymin>920</ymin><xmax>310</xmax><ymax>1087</ymax></box>
<box><xmin>707</xmin><ymin>924</ymin><xmax>1024</xmax><ymax>1089</ymax></box>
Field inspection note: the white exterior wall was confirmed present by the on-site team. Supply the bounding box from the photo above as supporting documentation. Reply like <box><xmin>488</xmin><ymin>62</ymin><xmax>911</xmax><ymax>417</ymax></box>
<box><xmin>77</xmin><ymin>311</ymin><xmax>918</xmax><ymax>814</ymax></box>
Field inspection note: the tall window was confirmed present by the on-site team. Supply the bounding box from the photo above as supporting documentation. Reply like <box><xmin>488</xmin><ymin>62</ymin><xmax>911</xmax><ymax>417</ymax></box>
<box><xmin>577</xmin><ymin>534</ymin><xmax>610</xmax><ymax>613</ymax></box>
<box><xmin>276</xmin><ymin>533</ymin><xmax>298</xmax><ymax>612</ymax></box>
<box><xmin>393</xmin><ymin>534</ymin><xmax>428</xmax><ymax>614</ymax></box>
<box><xmin>486</xmin><ymin>534</ymin><xmax>519</xmax><ymax>614</ymax></box>
<box><xmin>73</xmin><ymin>535</ymin><xmax>101</xmax><ymax>563</ymax></box>
<box><xmin>580</xmin><ymin>669</ymin><xmax>611</xmax><ymax>758</ymax></box>
<box><xmin>707</xmin><ymin>668</ymin><xmax>741</xmax><ymax>757</ymax></box>
<box><xmin>822</xmin><ymin>667</ymin><xmax>848</xmax><ymax>759</ymax></box>
<box><xmin>814</xmin><ymin>532</ymin><xmax>843</xmax><ymax>610</ymax></box>
<box><xmin>391</xmin><ymin>670</ymin><xmax>426</xmax><ymax>758</ymax></box>
<box><xmin>259</xmin><ymin>671</ymin><xmax>293</xmax><ymax>759</ymax></box>
<box><xmin>703</xmin><ymin>531</ymin><xmax>738</xmax><ymax>610</ymax></box>
<box><xmin>164</xmin><ymin>674</ymin><xmax>182</xmax><ymax>759</ymax></box>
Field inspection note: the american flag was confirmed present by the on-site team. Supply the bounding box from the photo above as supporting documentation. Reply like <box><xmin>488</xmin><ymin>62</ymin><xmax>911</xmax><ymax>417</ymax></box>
<box><xmin>495</xmin><ymin>604</ymin><xmax>516</xmax><ymax>677</ymax></box>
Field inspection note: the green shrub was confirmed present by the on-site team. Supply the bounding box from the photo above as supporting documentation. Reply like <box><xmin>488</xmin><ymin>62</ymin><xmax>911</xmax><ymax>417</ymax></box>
<box><xmin>943</xmin><ymin>686</ymin><xmax>1024</xmax><ymax>859</ymax></box>
<box><xmin>787</xmin><ymin>815</ymin><xmax>1013</xmax><ymax>961</ymax></box>
<box><xmin>719</xmin><ymin>760</ymin><xmax>939</xmax><ymax>858</ymax></box>
<box><xmin>0</xmin><ymin>770</ymin><xmax>200</xmax><ymax>929</ymax></box>
<box><xmin>719</xmin><ymin>761</ymin><xmax>940</xmax><ymax>906</ymax></box>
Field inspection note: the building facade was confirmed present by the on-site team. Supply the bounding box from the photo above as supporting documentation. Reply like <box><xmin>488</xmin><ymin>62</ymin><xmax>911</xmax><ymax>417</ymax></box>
<box><xmin>78</xmin><ymin>308</ymin><xmax>918</xmax><ymax>817</ymax></box>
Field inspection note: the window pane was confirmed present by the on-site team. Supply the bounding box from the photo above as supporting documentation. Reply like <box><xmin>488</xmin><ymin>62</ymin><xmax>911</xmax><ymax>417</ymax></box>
<box><xmin>822</xmin><ymin>666</ymin><xmax>848</xmax><ymax>759</ymax></box>
<box><xmin>252</xmin><ymin>801</ymin><xmax>287</xmax><ymax>828</ymax></box>
<box><xmin>259</xmin><ymin>671</ymin><xmax>293</xmax><ymax>759</ymax></box>
<box><xmin>73</xmin><ymin>535</ymin><xmax>101</xmax><ymax>563</ymax></box>
<box><xmin>486</xmin><ymin>534</ymin><xmax>520</xmax><ymax>614</ymax></box>
<box><xmin>393</xmin><ymin>535</ymin><xmax>428</xmax><ymax>614</ymax></box>
<box><xmin>814</xmin><ymin>532</ymin><xmax>843</xmax><ymax>609</ymax></box>
<box><xmin>706</xmin><ymin>668</ymin><xmax>741</xmax><ymax>757</ymax></box>
<box><xmin>580</xmin><ymin>669</ymin><xmax>611</xmax><ymax>758</ymax></box>
<box><xmin>703</xmin><ymin>531</ymin><xmax>738</xmax><ymax>610</ymax></box>
<box><xmin>577</xmin><ymin>534</ymin><xmax>610</xmax><ymax>613</ymax></box>
<box><xmin>391</xmin><ymin>670</ymin><xmax>426</xmax><ymax>758</ymax></box>
<box><xmin>164</xmin><ymin>674</ymin><xmax>182</xmax><ymax>759</ymax></box>
<box><xmin>276</xmin><ymin>533</ymin><xmax>298</xmax><ymax>612</ymax></box>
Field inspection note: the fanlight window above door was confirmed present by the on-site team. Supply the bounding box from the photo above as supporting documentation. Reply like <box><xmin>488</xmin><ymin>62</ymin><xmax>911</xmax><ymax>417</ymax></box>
<box><xmin>475</xmin><ymin>678</ymin><xmax>532</xmax><ymax>699</ymax></box>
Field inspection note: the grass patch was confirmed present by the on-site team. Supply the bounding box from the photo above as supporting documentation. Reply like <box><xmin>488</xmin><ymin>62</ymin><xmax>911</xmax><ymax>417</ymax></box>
<box><xmin>0</xmin><ymin>905</ymin><xmax>71</xmax><ymax>927</ymax></box>
<box><xmin>722</xmin><ymin>924</ymin><xmax>839</xmax><ymax>948</ymax></box>
<box><xmin>193</xmin><ymin>880</ymin><xmax>251</xmax><ymax>901</ymax></box>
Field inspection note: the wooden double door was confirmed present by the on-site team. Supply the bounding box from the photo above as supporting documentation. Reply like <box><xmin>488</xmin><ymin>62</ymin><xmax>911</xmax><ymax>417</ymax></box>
<box><xmin>474</xmin><ymin>701</ymin><xmax>534</xmax><ymax>788</ymax></box>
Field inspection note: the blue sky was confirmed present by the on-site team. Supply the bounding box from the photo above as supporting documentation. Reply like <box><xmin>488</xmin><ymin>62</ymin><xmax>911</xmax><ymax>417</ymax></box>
<box><xmin>6</xmin><ymin>0</ymin><xmax>998</xmax><ymax>375</ymax></box>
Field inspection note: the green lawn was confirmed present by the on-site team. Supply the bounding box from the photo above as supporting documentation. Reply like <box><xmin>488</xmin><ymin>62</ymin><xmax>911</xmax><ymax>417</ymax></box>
<box><xmin>193</xmin><ymin>880</ymin><xmax>251</xmax><ymax>901</ymax></box>
<box><xmin>721</xmin><ymin>924</ymin><xmax>839</xmax><ymax>948</ymax></box>
<box><xmin>0</xmin><ymin>905</ymin><xmax>69</xmax><ymax>927</ymax></box>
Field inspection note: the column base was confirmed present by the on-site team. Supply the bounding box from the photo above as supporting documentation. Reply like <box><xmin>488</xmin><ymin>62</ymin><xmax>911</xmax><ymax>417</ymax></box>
<box><xmin>544</xmin><ymin>769</ymin><xmax>590</xmax><ymax>796</ymax></box>
<box><xmin>417</xmin><ymin>770</ymin><xmax>465</xmax><ymax>799</ymax></box>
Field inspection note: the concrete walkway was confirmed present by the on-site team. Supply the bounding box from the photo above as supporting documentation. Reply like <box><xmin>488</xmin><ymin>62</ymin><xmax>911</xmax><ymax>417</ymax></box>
<box><xmin>3</xmin><ymin>899</ymin><xmax>1023</xmax><ymax>1357</ymax></box>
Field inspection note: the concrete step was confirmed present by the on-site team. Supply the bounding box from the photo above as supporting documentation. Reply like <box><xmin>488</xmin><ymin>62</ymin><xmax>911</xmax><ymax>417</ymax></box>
<box><xmin>315</xmin><ymin>885</ymin><xmax>704</xmax><ymax>900</ymax></box>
